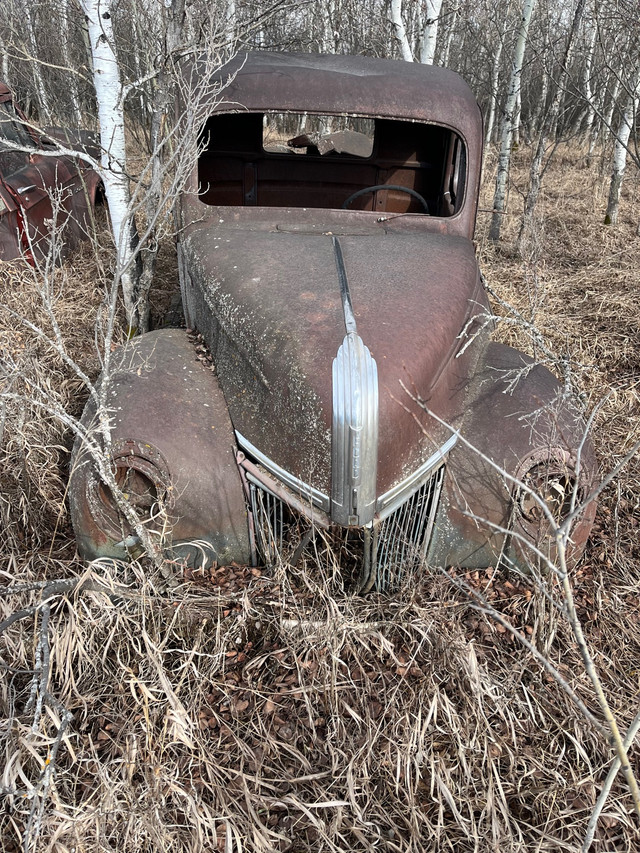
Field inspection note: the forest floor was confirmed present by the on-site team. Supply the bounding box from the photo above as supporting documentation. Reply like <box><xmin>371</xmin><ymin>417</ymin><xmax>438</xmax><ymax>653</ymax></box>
<box><xmin>1</xmin><ymin>145</ymin><xmax>640</xmax><ymax>853</ymax></box>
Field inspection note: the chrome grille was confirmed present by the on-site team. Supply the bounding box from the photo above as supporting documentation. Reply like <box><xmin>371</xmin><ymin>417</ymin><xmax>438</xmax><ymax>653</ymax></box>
<box><xmin>248</xmin><ymin>481</ymin><xmax>290</xmax><ymax>565</ymax></box>
<box><xmin>246</xmin><ymin>463</ymin><xmax>445</xmax><ymax>591</ymax></box>
<box><xmin>367</xmin><ymin>464</ymin><xmax>445</xmax><ymax>591</ymax></box>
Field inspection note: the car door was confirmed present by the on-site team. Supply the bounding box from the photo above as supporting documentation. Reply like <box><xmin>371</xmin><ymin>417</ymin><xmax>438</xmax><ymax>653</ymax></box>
<box><xmin>0</xmin><ymin>176</ymin><xmax>23</xmax><ymax>259</ymax></box>
<box><xmin>0</xmin><ymin>98</ymin><xmax>50</xmax><ymax>259</ymax></box>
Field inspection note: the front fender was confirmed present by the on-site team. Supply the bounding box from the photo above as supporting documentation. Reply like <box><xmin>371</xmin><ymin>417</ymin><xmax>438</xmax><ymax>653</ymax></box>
<box><xmin>428</xmin><ymin>343</ymin><xmax>598</xmax><ymax>569</ymax></box>
<box><xmin>69</xmin><ymin>329</ymin><xmax>250</xmax><ymax>567</ymax></box>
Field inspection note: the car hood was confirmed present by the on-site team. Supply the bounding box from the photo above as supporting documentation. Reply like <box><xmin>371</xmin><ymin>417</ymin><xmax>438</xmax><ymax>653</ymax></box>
<box><xmin>182</xmin><ymin>214</ymin><xmax>484</xmax><ymax>497</ymax></box>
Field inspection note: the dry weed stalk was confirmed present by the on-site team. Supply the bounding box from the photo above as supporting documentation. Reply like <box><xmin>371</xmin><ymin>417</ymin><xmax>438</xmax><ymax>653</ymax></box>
<box><xmin>476</xmin><ymin>146</ymin><xmax>640</xmax><ymax>848</ymax></box>
<box><xmin>410</xmin><ymin>384</ymin><xmax>640</xmax><ymax>830</ymax></box>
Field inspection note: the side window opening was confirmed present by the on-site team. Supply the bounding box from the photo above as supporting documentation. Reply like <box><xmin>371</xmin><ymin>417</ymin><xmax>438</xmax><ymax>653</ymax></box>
<box><xmin>0</xmin><ymin>102</ymin><xmax>35</xmax><ymax>175</ymax></box>
<box><xmin>198</xmin><ymin>111</ymin><xmax>466</xmax><ymax>217</ymax></box>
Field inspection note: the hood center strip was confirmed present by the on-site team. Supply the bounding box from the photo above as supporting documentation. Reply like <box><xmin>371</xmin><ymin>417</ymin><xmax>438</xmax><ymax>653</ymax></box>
<box><xmin>332</xmin><ymin>236</ymin><xmax>357</xmax><ymax>335</ymax></box>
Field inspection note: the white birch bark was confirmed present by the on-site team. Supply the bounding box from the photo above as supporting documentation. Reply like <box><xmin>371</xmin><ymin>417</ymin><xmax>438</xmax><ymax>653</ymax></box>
<box><xmin>513</xmin><ymin>87</ymin><xmax>522</xmax><ymax>146</ymax></box>
<box><xmin>530</xmin><ymin>43</ymin><xmax>549</xmax><ymax>136</ymax></box>
<box><xmin>225</xmin><ymin>0</ymin><xmax>236</xmax><ymax>46</ymax></box>
<box><xmin>319</xmin><ymin>0</ymin><xmax>338</xmax><ymax>53</ymax></box>
<box><xmin>0</xmin><ymin>28</ymin><xmax>11</xmax><ymax>86</ymax></box>
<box><xmin>60</xmin><ymin>0</ymin><xmax>83</xmax><ymax>127</ymax></box>
<box><xmin>389</xmin><ymin>0</ymin><xmax>414</xmax><ymax>62</ymax></box>
<box><xmin>605</xmin><ymin>74</ymin><xmax>640</xmax><ymax>225</ymax></box>
<box><xmin>602</xmin><ymin>74</ymin><xmax>620</xmax><ymax>131</ymax></box>
<box><xmin>137</xmin><ymin>0</ymin><xmax>186</xmax><ymax>334</ymax></box>
<box><xmin>81</xmin><ymin>0</ymin><xmax>139</xmax><ymax>331</ymax></box>
<box><xmin>581</xmin><ymin>4</ymin><xmax>597</xmax><ymax>137</ymax></box>
<box><xmin>439</xmin><ymin>4</ymin><xmax>458</xmax><ymax>68</ymax></box>
<box><xmin>489</xmin><ymin>0</ymin><xmax>536</xmax><ymax>241</ymax></box>
<box><xmin>419</xmin><ymin>0</ymin><xmax>444</xmax><ymax>65</ymax></box>
<box><xmin>484</xmin><ymin>14</ymin><xmax>509</xmax><ymax>147</ymax></box>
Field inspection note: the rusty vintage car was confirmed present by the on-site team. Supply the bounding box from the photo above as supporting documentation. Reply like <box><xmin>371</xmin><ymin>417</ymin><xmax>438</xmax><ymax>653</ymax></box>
<box><xmin>70</xmin><ymin>52</ymin><xmax>597</xmax><ymax>588</ymax></box>
<box><xmin>0</xmin><ymin>81</ymin><xmax>101</xmax><ymax>262</ymax></box>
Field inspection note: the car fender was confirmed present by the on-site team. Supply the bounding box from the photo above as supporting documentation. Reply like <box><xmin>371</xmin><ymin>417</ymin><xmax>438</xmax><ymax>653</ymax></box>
<box><xmin>69</xmin><ymin>328</ymin><xmax>251</xmax><ymax>568</ymax></box>
<box><xmin>428</xmin><ymin>342</ymin><xmax>598</xmax><ymax>569</ymax></box>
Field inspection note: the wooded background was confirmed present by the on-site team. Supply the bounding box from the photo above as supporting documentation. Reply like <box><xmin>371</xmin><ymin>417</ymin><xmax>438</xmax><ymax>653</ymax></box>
<box><xmin>1</xmin><ymin>0</ymin><xmax>638</xmax><ymax>227</ymax></box>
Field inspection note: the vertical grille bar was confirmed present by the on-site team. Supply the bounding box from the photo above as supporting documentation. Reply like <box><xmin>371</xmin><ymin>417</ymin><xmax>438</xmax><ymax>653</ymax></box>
<box><xmin>249</xmin><ymin>480</ymin><xmax>289</xmax><ymax>565</ymax></box>
<box><xmin>246</xmin><ymin>462</ymin><xmax>445</xmax><ymax>591</ymax></box>
<box><xmin>374</xmin><ymin>464</ymin><xmax>445</xmax><ymax>591</ymax></box>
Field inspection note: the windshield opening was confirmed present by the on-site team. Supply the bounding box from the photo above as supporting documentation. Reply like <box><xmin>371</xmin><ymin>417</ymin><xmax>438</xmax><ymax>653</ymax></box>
<box><xmin>198</xmin><ymin>111</ymin><xmax>466</xmax><ymax>217</ymax></box>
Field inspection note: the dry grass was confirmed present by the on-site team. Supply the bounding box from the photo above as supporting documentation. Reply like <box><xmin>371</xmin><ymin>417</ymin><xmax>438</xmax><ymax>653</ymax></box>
<box><xmin>0</xmin><ymin>226</ymin><xmax>117</xmax><ymax>555</ymax></box>
<box><xmin>1</xmin><ymin>145</ymin><xmax>640</xmax><ymax>852</ymax></box>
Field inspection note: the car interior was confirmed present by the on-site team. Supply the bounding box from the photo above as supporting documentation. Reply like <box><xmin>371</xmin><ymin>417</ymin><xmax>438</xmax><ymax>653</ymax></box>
<box><xmin>197</xmin><ymin>111</ymin><xmax>466</xmax><ymax>217</ymax></box>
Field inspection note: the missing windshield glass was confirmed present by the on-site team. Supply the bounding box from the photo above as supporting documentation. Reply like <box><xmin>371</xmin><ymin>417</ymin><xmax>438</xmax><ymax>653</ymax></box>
<box><xmin>263</xmin><ymin>112</ymin><xmax>374</xmax><ymax>158</ymax></box>
<box><xmin>198</xmin><ymin>112</ymin><xmax>465</xmax><ymax>216</ymax></box>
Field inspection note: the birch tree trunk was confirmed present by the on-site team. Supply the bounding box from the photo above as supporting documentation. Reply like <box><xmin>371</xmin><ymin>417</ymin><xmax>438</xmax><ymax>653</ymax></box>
<box><xmin>81</xmin><ymin>0</ymin><xmax>140</xmax><ymax>332</ymax></box>
<box><xmin>439</xmin><ymin>4</ymin><xmax>458</xmax><ymax>68</ymax></box>
<box><xmin>513</xmin><ymin>88</ymin><xmax>522</xmax><ymax>146</ymax></box>
<box><xmin>484</xmin><ymin>14</ymin><xmax>509</xmax><ymax>147</ymax></box>
<box><xmin>60</xmin><ymin>0</ymin><xmax>83</xmax><ymax>127</ymax></box>
<box><xmin>225</xmin><ymin>0</ymin><xmax>236</xmax><ymax>46</ymax></box>
<box><xmin>389</xmin><ymin>0</ymin><xmax>414</xmax><ymax>62</ymax></box>
<box><xmin>529</xmin><ymin>28</ymin><xmax>549</xmax><ymax>136</ymax></box>
<box><xmin>130</xmin><ymin>3</ymin><xmax>152</xmax><ymax>123</ymax></box>
<box><xmin>580</xmin><ymin>4</ymin><xmax>597</xmax><ymax>138</ymax></box>
<box><xmin>602</xmin><ymin>74</ymin><xmax>622</xmax><ymax>137</ymax></box>
<box><xmin>489</xmin><ymin>0</ymin><xmax>536</xmax><ymax>242</ymax></box>
<box><xmin>517</xmin><ymin>0</ymin><xmax>587</xmax><ymax>255</ymax></box>
<box><xmin>605</xmin><ymin>73</ymin><xmax>640</xmax><ymax>225</ymax></box>
<box><xmin>0</xmin><ymin>27</ymin><xmax>11</xmax><ymax>87</ymax></box>
<box><xmin>319</xmin><ymin>0</ymin><xmax>338</xmax><ymax>54</ymax></box>
<box><xmin>589</xmin><ymin>70</ymin><xmax>621</xmax><ymax>158</ymax></box>
<box><xmin>137</xmin><ymin>0</ymin><xmax>187</xmax><ymax>334</ymax></box>
<box><xmin>419</xmin><ymin>0</ymin><xmax>444</xmax><ymax>65</ymax></box>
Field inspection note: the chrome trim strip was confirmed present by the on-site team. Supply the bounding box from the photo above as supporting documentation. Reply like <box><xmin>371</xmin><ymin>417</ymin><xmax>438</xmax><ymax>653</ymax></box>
<box><xmin>235</xmin><ymin>431</ymin><xmax>331</xmax><ymax>512</ymax></box>
<box><xmin>332</xmin><ymin>236</ymin><xmax>357</xmax><ymax>334</ymax></box>
<box><xmin>240</xmin><ymin>457</ymin><xmax>331</xmax><ymax>530</ymax></box>
<box><xmin>331</xmin><ymin>332</ymin><xmax>379</xmax><ymax>527</ymax></box>
<box><xmin>376</xmin><ymin>434</ymin><xmax>457</xmax><ymax>519</ymax></box>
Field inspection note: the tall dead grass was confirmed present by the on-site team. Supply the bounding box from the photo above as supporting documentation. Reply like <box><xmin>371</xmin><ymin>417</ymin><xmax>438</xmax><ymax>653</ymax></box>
<box><xmin>1</xmin><ymin>144</ymin><xmax>640</xmax><ymax>852</ymax></box>
<box><xmin>0</xmin><ymin>239</ymin><xmax>113</xmax><ymax>555</ymax></box>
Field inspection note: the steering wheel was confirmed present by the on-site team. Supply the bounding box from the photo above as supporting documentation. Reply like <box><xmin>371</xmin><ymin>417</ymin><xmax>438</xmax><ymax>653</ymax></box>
<box><xmin>342</xmin><ymin>184</ymin><xmax>430</xmax><ymax>214</ymax></box>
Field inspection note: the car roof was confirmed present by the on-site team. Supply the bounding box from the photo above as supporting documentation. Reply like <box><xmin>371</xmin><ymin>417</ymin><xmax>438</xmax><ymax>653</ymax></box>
<box><xmin>197</xmin><ymin>51</ymin><xmax>482</xmax><ymax>144</ymax></box>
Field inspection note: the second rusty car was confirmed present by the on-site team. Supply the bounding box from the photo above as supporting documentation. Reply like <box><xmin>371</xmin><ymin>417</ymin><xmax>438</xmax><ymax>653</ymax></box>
<box><xmin>70</xmin><ymin>52</ymin><xmax>597</xmax><ymax>588</ymax></box>
<box><xmin>0</xmin><ymin>81</ymin><xmax>102</xmax><ymax>263</ymax></box>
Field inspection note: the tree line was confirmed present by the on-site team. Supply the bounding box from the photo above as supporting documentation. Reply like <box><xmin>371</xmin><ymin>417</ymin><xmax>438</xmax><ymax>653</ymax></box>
<box><xmin>1</xmin><ymin>0</ymin><xmax>637</xmax><ymax>149</ymax></box>
<box><xmin>0</xmin><ymin>0</ymin><xmax>637</xmax><ymax>321</ymax></box>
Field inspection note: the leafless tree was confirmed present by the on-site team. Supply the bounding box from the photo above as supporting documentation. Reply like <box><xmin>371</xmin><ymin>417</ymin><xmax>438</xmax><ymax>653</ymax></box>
<box><xmin>489</xmin><ymin>0</ymin><xmax>536</xmax><ymax>241</ymax></box>
<box><xmin>517</xmin><ymin>0</ymin><xmax>588</xmax><ymax>255</ymax></box>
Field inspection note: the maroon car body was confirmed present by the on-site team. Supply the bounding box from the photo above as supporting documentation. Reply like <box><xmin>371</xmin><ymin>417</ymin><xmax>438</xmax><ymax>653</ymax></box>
<box><xmin>0</xmin><ymin>81</ymin><xmax>101</xmax><ymax>262</ymax></box>
<box><xmin>70</xmin><ymin>52</ymin><xmax>597</xmax><ymax>587</ymax></box>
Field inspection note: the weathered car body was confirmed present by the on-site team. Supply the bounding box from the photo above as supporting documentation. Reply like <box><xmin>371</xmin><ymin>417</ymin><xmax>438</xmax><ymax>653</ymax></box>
<box><xmin>70</xmin><ymin>52</ymin><xmax>597</xmax><ymax>587</ymax></box>
<box><xmin>0</xmin><ymin>81</ymin><xmax>101</xmax><ymax>262</ymax></box>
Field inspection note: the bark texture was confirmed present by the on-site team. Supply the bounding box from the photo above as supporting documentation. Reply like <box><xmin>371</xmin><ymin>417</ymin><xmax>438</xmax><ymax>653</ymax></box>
<box><xmin>489</xmin><ymin>0</ymin><xmax>536</xmax><ymax>242</ymax></box>
<box><xmin>81</xmin><ymin>0</ymin><xmax>139</xmax><ymax>331</ymax></box>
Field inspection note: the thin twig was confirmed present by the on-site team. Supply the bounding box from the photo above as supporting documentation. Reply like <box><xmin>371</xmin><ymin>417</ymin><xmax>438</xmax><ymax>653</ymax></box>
<box><xmin>583</xmin><ymin>709</ymin><xmax>640</xmax><ymax>852</ymax></box>
<box><xmin>555</xmin><ymin>538</ymin><xmax>640</xmax><ymax>822</ymax></box>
